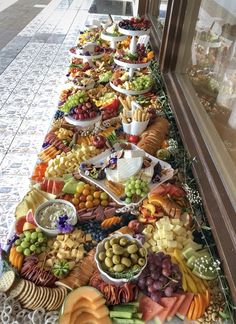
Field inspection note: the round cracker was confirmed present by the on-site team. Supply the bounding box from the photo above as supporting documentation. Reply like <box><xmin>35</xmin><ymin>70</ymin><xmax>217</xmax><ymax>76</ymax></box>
<box><xmin>46</xmin><ymin>288</ymin><xmax>58</xmax><ymax>311</ymax></box>
<box><xmin>29</xmin><ymin>286</ymin><xmax>41</xmax><ymax>310</ymax></box>
<box><xmin>18</xmin><ymin>280</ymin><xmax>31</xmax><ymax>302</ymax></box>
<box><xmin>34</xmin><ymin>286</ymin><xmax>48</xmax><ymax>309</ymax></box>
<box><xmin>9</xmin><ymin>279</ymin><xmax>25</xmax><ymax>299</ymax></box>
<box><xmin>22</xmin><ymin>281</ymin><xmax>37</xmax><ymax>308</ymax></box>
<box><xmin>56</xmin><ymin>287</ymin><xmax>67</xmax><ymax>310</ymax></box>
<box><xmin>21</xmin><ymin>280</ymin><xmax>35</xmax><ymax>304</ymax></box>
<box><xmin>0</xmin><ymin>271</ymin><xmax>15</xmax><ymax>292</ymax></box>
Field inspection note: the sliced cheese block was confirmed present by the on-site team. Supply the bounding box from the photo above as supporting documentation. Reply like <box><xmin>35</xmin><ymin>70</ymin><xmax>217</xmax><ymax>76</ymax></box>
<box><xmin>124</xmin><ymin>149</ymin><xmax>146</xmax><ymax>158</ymax></box>
<box><xmin>105</xmin><ymin>168</ymin><xmax>119</xmax><ymax>183</ymax></box>
<box><xmin>140</xmin><ymin>164</ymin><xmax>154</xmax><ymax>183</ymax></box>
<box><xmin>117</xmin><ymin>157</ymin><xmax>143</xmax><ymax>182</ymax></box>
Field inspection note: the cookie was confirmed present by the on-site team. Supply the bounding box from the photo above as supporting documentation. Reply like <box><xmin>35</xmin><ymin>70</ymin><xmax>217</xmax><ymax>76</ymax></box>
<box><xmin>0</xmin><ymin>271</ymin><xmax>15</xmax><ymax>292</ymax></box>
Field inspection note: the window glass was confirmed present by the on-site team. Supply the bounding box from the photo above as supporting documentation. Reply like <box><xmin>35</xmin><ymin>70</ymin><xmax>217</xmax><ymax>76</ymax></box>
<box><xmin>186</xmin><ymin>0</ymin><xmax>236</xmax><ymax>165</ymax></box>
<box><xmin>148</xmin><ymin>0</ymin><xmax>168</xmax><ymax>36</ymax></box>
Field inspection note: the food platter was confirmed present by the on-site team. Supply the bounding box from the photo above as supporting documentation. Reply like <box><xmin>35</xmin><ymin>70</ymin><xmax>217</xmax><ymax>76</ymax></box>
<box><xmin>100</xmin><ymin>32</ymin><xmax>127</xmax><ymax>49</ymax></box>
<box><xmin>118</xmin><ymin>26</ymin><xmax>151</xmax><ymax>37</ymax></box>
<box><xmin>110</xmin><ymin>80</ymin><xmax>152</xmax><ymax>95</ymax></box>
<box><xmin>64</xmin><ymin>114</ymin><xmax>101</xmax><ymax>127</ymax></box>
<box><xmin>79</xmin><ymin>143</ymin><xmax>174</xmax><ymax>206</ymax></box>
<box><xmin>114</xmin><ymin>58</ymin><xmax>151</xmax><ymax>69</ymax></box>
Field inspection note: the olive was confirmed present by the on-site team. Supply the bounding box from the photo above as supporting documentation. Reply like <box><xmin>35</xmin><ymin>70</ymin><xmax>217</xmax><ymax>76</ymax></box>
<box><xmin>101</xmin><ymin>262</ymin><xmax>107</xmax><ymax>270</ymax></box>
<box><xmin>130</xmin><ymin>253</ymin><xmax>139</xmax><ymax>264</ymax></box>
<box><xmin>138</xmin><ymin>247</ymin><xmax>146</xmax><ymax>257</ymax></box>
<box><xmin>106</xmin><ymin>248</ymin><xmax>113</xmax><ymax>258</ymax></box>
<box><xmin>104</xmin><ymin>240</ymin><xmax>111</xmax><ymax>250</ymax></box>
<box><xmin>138</xmin><ymin>258</ymin><xmax>145</xmax><ymax>266</ymax></box>
<box><xmin>121</xmin><ymin>257</ymin><xmax>132</xmax><ymax>268</ymax></box>
<box><xmin>105</xmin><ymin>257</ymin><xmax>113</xmax><ymax>268</ymax></box>
<box><xmin>119</xmin><ymin>237</ymin><xmax>128</xmax><ymax>246</ymax></box>
<box><xmin>98</xmin><ymin>251</ymin><xmax>106</xmax><ymax>261</ymax></box>
<box><xmin>127</xmin><ymin>244</ymin><xmax>138</xmax><ymax>254</ymax></box>
<box><xmin>132</xmin><ymin>264</ymin><xmax>141</xmax><ymax>272</ymax></box>
<box><xmin>113</xmin><ymin>264</ymin><xmax>125</xmax><ymax>273</ymax></box>
<box><xmin>112</xmin><ymin>244</ymin><xmax>124</xmax><ymax>255</ymax></box>
<box><xmin>110</xmin><ymin>238</ymin><xmax>119</xmax><ymax>246</ymax></box>
<box><xmin>112</xmin><ymin>255</ymin><xmax>121</xmax><ymax>265</ymax></box>
<box><xmin>123</xmin><ymin>250</ymin><xmax>129</xmax><ymax>257</ymax></box>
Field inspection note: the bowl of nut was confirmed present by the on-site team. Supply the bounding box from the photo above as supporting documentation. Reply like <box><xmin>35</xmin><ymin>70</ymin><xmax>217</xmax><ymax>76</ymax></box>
<box><xmin>95</xmin><ymin>233</ymin><xmax>147</xmax><ymax>285</ymax></box>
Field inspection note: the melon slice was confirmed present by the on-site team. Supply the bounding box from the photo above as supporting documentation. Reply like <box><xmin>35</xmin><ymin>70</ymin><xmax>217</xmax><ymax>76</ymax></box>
<box><xmin>139</xmin><ymin>295</ymin><xmax>164</xmax><ymax>321</ymax></box>
<box><xmin>176</xmin><ymin>292</ymin><xmax>194</xmax><ymax>320</ymax></box>
<box><xmin>73</xmin><ymin>297</ymin><xmax>105</xmax><ymax>311</ymax></box>
<box><xmin>167</xmin><ymin>294</ymin><xmax>186</xmax><ymax>321</ymax></box>
<box><xmin>155</xmin><ymin>297</ymin><xmax>177</xmax><ymax>324</ymax></box>
<box><xmin>76</xmin><ymin>313</ymin><xmax>112</xmax><ymax>324</ymax></box>
<box><xmin>73</xmin><ymin>305</ymin><xmax>109</xmax><ymax>319</ymax></box>
<box><xmin>62</xmin><ymin>286</ymin><xmax>104</xmax><ymax>315</ymax></box>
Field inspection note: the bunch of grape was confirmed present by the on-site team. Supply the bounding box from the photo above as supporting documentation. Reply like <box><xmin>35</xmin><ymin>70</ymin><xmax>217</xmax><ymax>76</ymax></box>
<box><xmin>14</xmin><ymin>228</ymin><xmax>48</xmax><ymax>256</ymax></box>
<box><xmin>59</xmin><ymin>91</ymin><xmax>88</xmax><ymax>113</ymax></box>
<box><xmin>124</xmin><ymin>176</ymin><xmax>149</xmax><ymax>204</ymax></box>
<box><xmin>137</xmin><ymin>252</ymin><xmax>182</xmax><ymax>302</ymax></box>
<box><xmin>132</xmin><ymin>75</ymin><xmax>153</xmax><ymax>91</ymax></box>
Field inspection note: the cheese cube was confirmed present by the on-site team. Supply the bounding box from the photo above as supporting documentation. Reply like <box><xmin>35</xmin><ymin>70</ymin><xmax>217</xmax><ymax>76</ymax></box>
<box><xmin>148</xmin><ymin>238</ymin><xmax>156</xmax><ymax>247</ymax></box>
<box><xmin>152</xmin><ymin>246</ymin><xmax>159</xmax><ymax>252</ymax></box>
<box><xmin>153</xmin><ymin>232</ymin><xmax>160</xmax><ymax>241</ymax></box>
<box><xmin>65</xmin><ymin>238</ymin><xmax>74</xmax><ymax>248</ymax></box>
<box><xmin>177</xmin><ymin>242</ymin><xmax>183</xmax><ymax>250</ymax></box>
<box><xmin>165</xmin><ymin>231</ymin><xmax>174</xmax><ymax>240</ymax></box>
<box><xmin>167</xmin><ymin>240</ymin><xmax>177</xmax><ymax>248</ymax></box>
<box><xmin>57</xmin><ymin>235</ymin><xmax>64</xmax><ymax>242</ymax></box>
<box><xmin>162</xmin><ymin>239</ymin><xmax>168</xmax><ymax>248</ymax></box>
<box><xmin>86</xmin><ymin>234</ymin><xmax>92</xmax><ymax>241</ymax></box>
<box><xmin>171</xmin><ymin>219</ymin><xmax>180</xmax><ymax>225</ymax></box>
<box><xmin>176</xmin><ymin>236</ymin><xmax>184</xmax><ymax>243</ymax></box>
<box><xmin>163</xmin><ymin>222</ymin><xmax>173</xmax><ymax>231</ymax></box>
<box><xmin>53</xmin><ymin>241</ymin><xmax>60</xmax><ymax>249</ymax></box>
<box><xmin>76</xmin><ymin>250</ymin><xmax>84</xmax><ymax>259</ymax></box>
<box><xmin>71</xmin><ymin>249</ymin><xmax>77</xmax><ymax>258</ymax></box>
<box><xmin>143</xmin><ymin>242</ymin><xmax>150</xmax><ymax>250</ymax></box>
<box><xmin>146</xmin><ymin>224</ymin><xmax>154</xmax><ymax>232</ymax></box>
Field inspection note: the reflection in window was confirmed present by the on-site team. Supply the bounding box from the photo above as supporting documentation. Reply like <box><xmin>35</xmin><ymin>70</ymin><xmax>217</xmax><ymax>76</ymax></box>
<box><xmin>187</xmin><ymin>0</ymin><xmax>236</xmax><ymax>163</ymax></box>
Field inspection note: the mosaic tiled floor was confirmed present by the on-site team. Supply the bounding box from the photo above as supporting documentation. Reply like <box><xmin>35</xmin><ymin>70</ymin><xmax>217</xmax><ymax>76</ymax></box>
<box><xmin>0</xmin><ymin>0</ymin><xmax>132</xmax><ymax>244</ymax></box>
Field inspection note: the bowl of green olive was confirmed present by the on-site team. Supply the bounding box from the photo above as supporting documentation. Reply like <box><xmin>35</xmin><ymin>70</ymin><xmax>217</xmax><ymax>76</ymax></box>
<box><xmin>95</xmin><ymin>233</ymin><xmax>147</xmax><ymax>285</ymax></box>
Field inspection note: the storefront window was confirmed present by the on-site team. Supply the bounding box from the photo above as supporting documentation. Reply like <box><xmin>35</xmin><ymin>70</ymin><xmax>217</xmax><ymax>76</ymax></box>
<box><xmin>188</xmin><ymin>1</ymin><xmax>236</xmax><ymax>163</ymax></box>
<box><xmin>148</xmin><ymin>0</ymin><xmax>168</xmax><ymax>37</ymax></box>
<box><xmin>176</xmin><ymin>0</ymin><xmax>236</xmax><ymax>201</ymax></box>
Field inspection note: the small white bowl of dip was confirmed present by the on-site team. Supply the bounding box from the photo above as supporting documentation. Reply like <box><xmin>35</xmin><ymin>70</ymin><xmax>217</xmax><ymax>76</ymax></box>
<box><xmin>35</xmin><ymin>199</ymin><xmax>77</xmax><ymax>236</ymax></box>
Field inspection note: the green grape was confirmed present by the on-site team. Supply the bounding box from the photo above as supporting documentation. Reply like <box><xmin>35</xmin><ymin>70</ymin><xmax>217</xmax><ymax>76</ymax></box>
<box><xmin>38</xmin><ymin>232</ymin><xmax>43</xmax><ymax>239</ymax></box>
<box><xmin>16</xmin><ymin>246</ymin><xmax>23</xmax><ymax>253</ymax></box>
<box><xmin>36</xmin><ymin>248</ymin><xmax>41</xmax><ymax>254</ymax></box>
<box><xmin>126</xmin><ymin>191</ymin><xmax>132</xmax><ymax>198</ymax></box>
<box><xmin>135</xmin><ymin>183</ymin><xmax>140</xmax><ymax>189</ymax></box>
<box><xmin>24</xmin><ymin>248</ymin><xmax>31</xmax><ymax>256</ymax></box>
<box><xmin>136</xmin><ymin>189</ymin><xmax>141</xmax><ymax>195</ymax></box>
<box><xmin>24</xmin><ymin>231</ymin><xmax>31</xmax><ymax>238</ymax></box>
<box><xmin>141</xmin><ymin>192</ymin><xmax>146</xmax><ymax>197</ymax></box>
<box><xmin>30</xmin><ymin>245</ymin><xmax>36</xmax><ymax>252</ymax></box>
<box><xmin>19</xmin><ymin>233</ymin><xmax>25</xmax><ymax>239</ymax></box>
<box><xmin>136</xmin><ymin>179</ymin><xmax>141</xmax><ymax>185</ymax></box>
<box><xmin>21</xmin><ymin>241</ymin><xmax>29</xmax><ymax>249</ymax></box>
<box><xmin>15</xmin><ymin>239</ymin><xmax>21</xmax><ymax>246</ymax></box>
<box><xmin>128</xmin><ymin>184</ymin><xmax>133</xmax><ymax>190</ymax></box>
<box><xmin>41</xmin><ymin>246</ymin><xmax>46</xmax><ymax>252</ymax></box>
<box><xmin>35</xmin><ymin>228</ymin><xmax>42</xmax><ymax>233</ymax></box>
<box><xmin>31</xmin><ymin>232</ymin><xmax>38</xmax><ymax>240</ymax></box>
<box><xmin>38</xmin><ymin>237</ymin><xmax>44</xmax><ymax>243</ymax></box>
<box><xmin>131</xmin><ymin>189</ymin><xmax>136</xmax><ymax>194</ymax></box>
<box><xmin>125</xmin><ymin>197</ymin><xmax>132</xmax><ymax>204</ymax></box>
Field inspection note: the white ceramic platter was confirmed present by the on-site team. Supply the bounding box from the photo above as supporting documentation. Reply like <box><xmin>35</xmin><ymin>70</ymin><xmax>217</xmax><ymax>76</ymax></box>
<box><xmin>118</xmin><ymin>26</ymin><xmax>150</xmax><ymax>37</ymax></box>
<box><xmin>64</xmin><ymin>114</ymin><xmax>102</xmax><ymax>127</ymax></box>
<box><xmin>79</xmin><ymin>143</ymin><xmax>174</xmax><ymax>206</ymax></box>
<box><xmin>110</xmin><ymin>81</ymin><xmax>152</xmax><ymax>95</ymax></box>
<box><xmin>114</xmin><ymin>58</ymin><xmax>151</xmax><ymax>69</ymax></box>
<box><xmin>101</xmin><ymin>32</ymin><xmax>127</xmax><ymax>43</ymax></box>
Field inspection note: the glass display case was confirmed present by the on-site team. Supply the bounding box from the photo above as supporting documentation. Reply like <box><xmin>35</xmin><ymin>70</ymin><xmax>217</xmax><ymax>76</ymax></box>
<box><xmin>145</xmin><ymin>0</ymin><xmax>236</xmax><ymax>306</ymax></box>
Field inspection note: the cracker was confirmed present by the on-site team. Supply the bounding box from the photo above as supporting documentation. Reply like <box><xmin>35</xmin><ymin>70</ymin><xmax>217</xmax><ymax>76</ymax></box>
<box><xmin>9</xmin><ymin>279</ymin><xmax>25</xmax><ymax>299</ymax></box>
<box><xmin>47</xmin><ymin>288</ymin><xmax>57</xmax><ymax>311</ymax></box>
<box><xmin>21</xmin><ymin>281</ymin><xmax>35</xmax><ymax>304</ymax></box>
<box><xmin>22</xmin><ymin>282</ymin><xmax>37</xmax><ymax>308</ymax></box>
<box><xmin>0</xmin><ymin>271</ymin><xmax>15</xmax><ymax>292</ymax></box>
<box><xmin>18</xmin><ymin>280</ymin><xmax>30</xmax><ymax>302</ymax></box>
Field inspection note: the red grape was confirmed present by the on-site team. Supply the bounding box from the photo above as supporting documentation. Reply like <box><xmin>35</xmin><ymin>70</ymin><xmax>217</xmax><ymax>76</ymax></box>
<box><xmin>150</xmin><ymin>291</ymin><xmax>162</xmax><ymax>303</ymax></box>
<box><xmin>153</xmin><ymin>281</ymin><xmax>163</xmax><ymax>290</ymax></box>
<box><xmin>164</xmin><ymin>286</ymin><xmax>173</xmax><ymax>297</ymax></box>
<box><xmin>146</xmin><ymin>278</ymin><xmax>154</xmax><ymax>286</ymax></box>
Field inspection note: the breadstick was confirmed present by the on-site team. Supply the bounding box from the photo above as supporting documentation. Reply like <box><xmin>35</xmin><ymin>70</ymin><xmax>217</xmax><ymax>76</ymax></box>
<box><xmin>137</xmin><ymin>109</ymin><xmax>142</xmax><ymax>122</ymax></box>
<box><xmin>127</xmin><ymin>96</ymin><xmax>132</xmax><ymax>110</ymax></box>
<box><xmin>119</xmin><ymin>96</ymin><xmax>129</xmax><ymax>110</ymax></box>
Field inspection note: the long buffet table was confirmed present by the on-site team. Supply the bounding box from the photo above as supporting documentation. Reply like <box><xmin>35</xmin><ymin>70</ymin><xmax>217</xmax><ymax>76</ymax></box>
<box><xmin>0</xmin><ymin>16</ymin><xmax>234</xmax><ymax>324</ymax></box>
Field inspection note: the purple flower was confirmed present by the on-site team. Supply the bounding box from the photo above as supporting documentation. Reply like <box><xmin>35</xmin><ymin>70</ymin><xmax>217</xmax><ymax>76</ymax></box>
<box><xmin>57</xmin><ymin>214</ymin><xmax>74</xmax><ymax>233</ymax></box>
